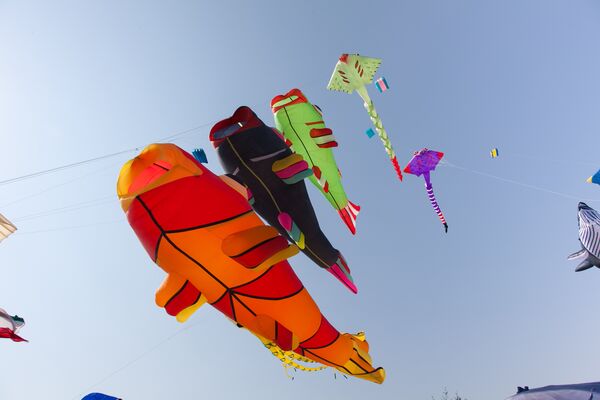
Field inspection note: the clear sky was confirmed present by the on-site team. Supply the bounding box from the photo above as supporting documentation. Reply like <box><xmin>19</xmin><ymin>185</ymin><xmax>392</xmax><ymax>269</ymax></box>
<box><xmin>1</xmin><ymin>1</ymin><xmax>600</xmax><ymax>399</ymax></box>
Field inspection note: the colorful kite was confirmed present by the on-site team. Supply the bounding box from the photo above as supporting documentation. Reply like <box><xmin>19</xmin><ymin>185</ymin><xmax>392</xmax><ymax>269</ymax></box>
<box><xmin>403</xmin><ymin>149</ymin><xmax>448</xmax><ymax>232</ymax></box>
<box><xmin>375</xmin><ymin>77</ymin><xmax>389</xmax><ymax>93</ymax></box>
<box><xmin>210</xmin><ymin>106</ymin><xmax>356</xmax><ymax>293</ymax></box>
<box><xmin>117</xmin><ymin>143</ymin><xmax>385</xmax><ymax>383</ymax></box>
<box><xmin>0</xmin><ymin>308</ymin><xmax>27</xmax><ymax>342</ymax></box>
<box><xmin>328</xmin><ymin>53</ymin><xmax>403</xmax><ymax>181</ymax></box>
<box><xmin>490</xmin><ymin>148</ymin><xmax>499</xmax><ymax>158</ymax></box>
<box><xmin>82</xmin><ymin>394</ymin><xmax>121</xmax><ymax>400</ymax></box>
<box><xmin>192</xmin><ymin>148</ymin><xmax>208</xmax><ymax>164</ymax></box>
<box><xmin>507</xmin><ymin>381</ymin><xmax>600</xmax><ymax>399</ymax></box>
<box><xmin>0</xmin><ymin>213</ymin><xmax>16</xmax><ymax>243</ymax></box>
<box><xmin>568</xmin><ymin>202</ymin><xmax>600</xmax><ymax>271</ymax></box>
<box><xmin>587</xmin><ymin>168</ymin><xmax>599</xmax><ymax>185</ymax></box>
<box><xmin>271</xmin><ymin>88</ymin><xmax>361</xmax><ymax>234</ymax></box>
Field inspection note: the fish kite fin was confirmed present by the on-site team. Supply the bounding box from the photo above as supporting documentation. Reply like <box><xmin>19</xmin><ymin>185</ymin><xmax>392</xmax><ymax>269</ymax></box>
<box><xmin>310</xmin><ymin>128</ymin><xmax>338</xmax><ymax>148</ymax></box>
<box><xmin>575</xmin><ymin>260</ymin><xmax>595</xmax><ymax>272</ymax></box>
<box><xmin>312</xmin><ymin>166</ymin><xmax>329</xmax><ymax>193</ymax></box>
<box><xmin>568</xmin><ymin>248</ymin><xmax>587</xmax><ymax>261</ymax></box>
<box><xmin>0</xmin><ymin>329</ymin><xmax>28</xmax><ymax>342</ymax></box>
<box><xmin>337</xmin><ymin>201</ymin><xmax>360</xmax><ymax>235</ymax></box>
<box><xmin>156</xmin><ymin>273</ymin><xmax>207</xmax><ymax>323</ymax></box>
<box><xmin>219</xmin><ymin>174</ymin><xmax>250</xmax><ymax>200</ymax></box>
<box><xmin>272</xmin><ymin>153</ymin><xmax>312</xmax><ymax>184</ymax></box>
<box><xmin>338</xmin><ymin>333</ymin><xmax>385</xmax><ymax>384</ymax></box>
<box><xmin>277</xmin><ymin>212</ymin><xmax>305</xmax><ymax>249</ymax></box>
<box><xmin>222</xmin><ymin>226</ymin><xmax>299</xmax><ymax>271</ymax></box>
<box><xmin>326</xmin><ymin>254</ymin><xmax>358</xmax><ymax>294</ymax></box>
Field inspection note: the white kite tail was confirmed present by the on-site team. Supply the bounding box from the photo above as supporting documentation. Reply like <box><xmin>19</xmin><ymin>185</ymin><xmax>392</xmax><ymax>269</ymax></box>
<box><xmin>356</xmin><ymin>88</ymin><xmax>402</xmax><ymax>181</ymax></box>
<box><xmin>426</xmin><ymin>184</ymin><xmax>448</xmax><ymax>232</ymax></box>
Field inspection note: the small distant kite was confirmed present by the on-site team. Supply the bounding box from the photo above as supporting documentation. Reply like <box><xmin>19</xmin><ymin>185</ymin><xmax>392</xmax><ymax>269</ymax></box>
<box><xmin>587</xmin><ymin>168</ymin><xmax>599</xmax><ymax>185</ymax></box>
<box><xmin>568</xmin><ymin>202</ymin><xmax>600</xmax><ymax>272</ymax></box>
<box><xmin>328</xmin><ymin>54</ymin><xmax>403</xmax><ymax>181</ymax></box>
<box><xmin>192</xmin><ymin>148</ymin><xmax>208</xmax><ymax>164</ymax></box>
<box><xmin>82</xmin><ymin>394</ymin><xmax>122</xmax><ymax>400</ymax></box>
<box><xmin>490</xmin><ymin>148</ymin><xmax>499</xmax><ymax>158</ymax></box>
<box><xmin>0</xmin><ymin>308</ymin><xmax>27</xmax><ymax>342</ymax></box>
<box><xmin>0</xmin><ymin>213</ymin><xmax>16</xmax><ymax>243</ymax></box>
<box><xmin>375</xmin><ymin>77</ymin><xmax>389</xmax><ymax>93</ymax></box>
<box><xmin>506</xmin><ymin>381</ymin><xmax>600</xmax><ymax>399</ymax></box>
<box><xmin>365</xmin><ymin>128</ymin><xmax>375</xmax><ymax>138</ymax></box>
<box><xmin>404</xmin><ymin>149</ymin><xmax>448</xmax><ymax>232</ymax></box>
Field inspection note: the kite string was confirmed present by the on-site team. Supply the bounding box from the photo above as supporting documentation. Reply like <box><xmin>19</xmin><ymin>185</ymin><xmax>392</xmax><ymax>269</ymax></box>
<box><xmin>440</xmin><ymin>159</ymin><xmax>600</xmax><ymax>203</ymax></box>
<box><xmin>70</xmin><ymin>321</ymin><xmax>201</xmax><ymax>400</ymax></box>
<box><xmin>0</xmin><ymin>121</ymin><xmax>214</xmax><ymax>188</ymax></box>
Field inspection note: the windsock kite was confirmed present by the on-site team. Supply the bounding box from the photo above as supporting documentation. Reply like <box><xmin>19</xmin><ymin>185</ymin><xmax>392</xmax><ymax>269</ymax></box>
<box><xmin>117</xmin><ymin>143</ymin><xmax>385</xmax><ymax>383</ymax></box>
<box><xmin>271</xmin><ymin>88</ymin><xmax>361</xmax><ymax>234</ymax></box>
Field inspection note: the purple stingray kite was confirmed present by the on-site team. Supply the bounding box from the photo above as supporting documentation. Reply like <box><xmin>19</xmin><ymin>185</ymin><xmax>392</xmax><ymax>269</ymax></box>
<box><xmin>404</xmin><ymin>148</ymin><xmax>448</xmax><ymax>233</ymax></box>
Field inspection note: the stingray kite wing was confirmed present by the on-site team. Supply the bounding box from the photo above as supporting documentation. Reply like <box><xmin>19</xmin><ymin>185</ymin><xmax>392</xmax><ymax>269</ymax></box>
<box><xmin>0</xmin><ymin>213</ymin><xmax>16</xmax><ymax>243</ymax></box>
<box><xmin>327</xmin><ymin>54</ymin><xmax>381</xmax><ymax>93</ymax></box>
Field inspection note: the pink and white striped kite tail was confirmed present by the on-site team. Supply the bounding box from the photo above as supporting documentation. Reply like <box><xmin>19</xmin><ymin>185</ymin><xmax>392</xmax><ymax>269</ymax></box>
<box><xmin>426</xmin><ymin>185</ymin><xmax>448</xmax><ymax>232</ymax></box>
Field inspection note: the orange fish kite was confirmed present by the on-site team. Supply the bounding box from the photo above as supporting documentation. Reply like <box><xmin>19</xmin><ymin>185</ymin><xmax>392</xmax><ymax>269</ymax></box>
<box><xmin>117</xmin><ymin>143</ymin><xmax>385</xmax><ymax>383</ymax></box>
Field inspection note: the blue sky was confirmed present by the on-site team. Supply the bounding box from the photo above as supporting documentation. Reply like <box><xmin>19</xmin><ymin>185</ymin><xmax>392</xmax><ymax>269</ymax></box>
<box><xmin>1</xmin><ymin>1</ymin><xmax>599</xmax><ymax>399</ymax></box>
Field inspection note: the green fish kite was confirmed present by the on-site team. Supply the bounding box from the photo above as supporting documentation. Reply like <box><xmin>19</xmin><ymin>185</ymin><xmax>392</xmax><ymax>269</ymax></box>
<box><xmin>271</xmin><ymin>88</ymin><xmax>360</xmax><ymax>234</ymax></box>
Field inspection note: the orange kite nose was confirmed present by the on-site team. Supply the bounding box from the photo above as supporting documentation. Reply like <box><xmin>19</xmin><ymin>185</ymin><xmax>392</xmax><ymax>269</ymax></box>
<box><xmin>339</xmin><ymin>54</ymin><xmax>349</xmax><ymax>63</ymax></box>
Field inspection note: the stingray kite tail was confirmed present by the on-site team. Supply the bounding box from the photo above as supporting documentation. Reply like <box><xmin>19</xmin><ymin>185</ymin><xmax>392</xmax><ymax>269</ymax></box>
<box><xmin>426</xmin><ymin>184</ymin><xmax>448</xmax><ymax>232</ymax></box>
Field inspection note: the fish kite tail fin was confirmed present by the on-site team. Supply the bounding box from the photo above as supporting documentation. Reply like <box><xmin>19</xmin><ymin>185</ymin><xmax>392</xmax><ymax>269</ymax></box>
<box><xmin>0</xmin><ymin>328</ymin><xmax>28</xmax><ymax>342</ymax></box>
<box><xmin>277</xmin><ymin>212</ymin><xmax>305</xmax><ymax>249</ymax></box>
<box><xmin>391</xmin><ymin>156</ymin><xmax>403</xmax><ymax>181</ymax></box>
<box><xmin>326</xmin><ymin>254</ymin><xmax>358</xmax><ymax>294</ymax></box>
<box><xmin>336</xmin><ymin>332</ymin><xmax>385</xmax><ymax>384</ymax></box>
<box><xmin>338</xmin><ymin>201</ymin><xmax>360</xmax><ymax>235</ymax></box>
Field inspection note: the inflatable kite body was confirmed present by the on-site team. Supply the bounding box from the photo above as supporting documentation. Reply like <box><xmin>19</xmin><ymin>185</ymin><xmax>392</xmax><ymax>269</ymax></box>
<box><xmin>327</xmin><ymin>53</ymin><xmax>403</xmax><ymax>181</ymax></box>
<box><xmin>117</xmin><ymin>143</ymin><xmax>384</xmax><ymax>383</ymax></box>
<box><xmin>568</xmin><ymin>202</ymin><xmax>600</xmax><ymax>271</ymax></box>
<box><xmin>210</xmin><ymin>106</ymin><xmax>357</xmax><ymax>293</ymax></box>
<box><xmin>0</xmin><ymin>308</ymin><xmax>27</xmax><ymax>342</ymax></box>
<box><xmin>404</xmin><ymin>149</ymin><xmax>448</xmax><ymax>232</ymax></box>
<box><xmin>82</xmin><ymin>394</ymin><xmax>121</xmax><ymax>400</ymax></box>
<box><xmin>271</xmin><ymin>89</ymin><xmax>360</xmax><ymax>234</ymax></box>
<box><xmin>506</xmin><ymin>381</ymin><xmax>600</xmax><ymax>399</ymax></box>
